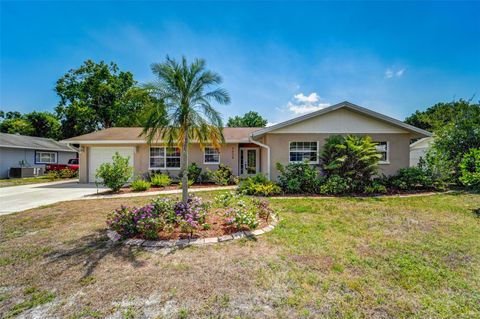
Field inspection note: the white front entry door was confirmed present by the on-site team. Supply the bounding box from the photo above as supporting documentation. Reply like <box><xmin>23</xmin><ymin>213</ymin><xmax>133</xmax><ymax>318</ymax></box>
<box><xmin>88</xmin><ymin>147</ymin><xmax>135</xmax><ymax>183</ymax></box>
<box><xmin>239</xmin><ymin>148</ymin><xmax>259</xmax><ymax>177</ymax></box>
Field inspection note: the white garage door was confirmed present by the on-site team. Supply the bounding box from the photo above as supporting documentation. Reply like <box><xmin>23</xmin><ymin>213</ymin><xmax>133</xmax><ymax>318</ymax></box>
<box><xmin>88</xmin><ymin>147</ymin><xmax>135</xmax><ymax>183</ymax></box>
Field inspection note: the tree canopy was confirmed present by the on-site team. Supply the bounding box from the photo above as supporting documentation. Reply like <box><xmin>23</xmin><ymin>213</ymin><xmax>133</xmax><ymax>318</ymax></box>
<box><xmin>404</xmin><ymin>99</ymin><xmax>479</xmax><ymax>132</ymax></box>
<box><xmin>55</xmin><ymin>60</ymin><xmax>151</xmax><ymax>138</ymax></box>
<box><xmin>0</xmin><ymin>111</ymin><xmax>61</xmax><ymax>139</ymax></box>
<box><xmin>227</xmin><ymin>111</ymin><xmax>267</xmax><ymax>127</ymax></box>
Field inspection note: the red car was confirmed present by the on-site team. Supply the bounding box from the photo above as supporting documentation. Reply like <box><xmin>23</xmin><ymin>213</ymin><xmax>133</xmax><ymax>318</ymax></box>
<box><xmin>45</xmin><ymin>158</ymin><xmax>79</xmax><ymax>172</ymax></box>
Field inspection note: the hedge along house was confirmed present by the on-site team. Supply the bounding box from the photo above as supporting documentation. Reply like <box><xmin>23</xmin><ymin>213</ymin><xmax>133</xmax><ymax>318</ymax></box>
<box><xmin>64</xmin><ymin>101</ymin><xmax>431</xmax><ymax>183</ymax></box>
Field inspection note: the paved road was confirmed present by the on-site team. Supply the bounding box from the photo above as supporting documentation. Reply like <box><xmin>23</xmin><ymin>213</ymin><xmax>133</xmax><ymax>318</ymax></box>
<box><xmin>0</xmin><ymin>180</ymin><xmax>105</xmax><ymax>215</ymax></box>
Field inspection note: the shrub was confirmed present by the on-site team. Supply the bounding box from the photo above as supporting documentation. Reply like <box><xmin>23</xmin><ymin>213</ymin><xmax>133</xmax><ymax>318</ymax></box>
<box><xmin>46</xmin><ymin>170</ymin><xmax>59</xmax><ymax>180</ymax></box>
<box><xmin>106</xmin><ymin>205</ymin><xmax>138</xmax><ymax>238</ymax></box>
<box><xmin>224</xmin><ymin>206</ymin><xmax>258</xmax><ymax>230</ymax></box>
<box><xmin>59</xmin><ymin>168</ymin><xmax>78</xmax><ymax>179</ymax></box>
<box><xmin>276</xmin><ymin>161</ymin><xmax>320</xmax><ymax>194</ymax></box>
<box><xmin>389</xmin><ymin>167</ymin><xmax>434</xmax><ymax>191</ymax></box>
<box><xmin>198</xmin><ymin>171</ymin><xmax>212</xmax><ymax>183</ymax></box>
<box><xmin>214</xmin><ymin>192</ymin><xmax>238</xmax><ymax>208</ymax></box>
<box><xmin>459</xmin><ymin>148</ymin><xmax>480</xmax><ymax>191</ymax></box>
<box><xmin>178</xmin><ymin>179</ymin><xmax>194</xmax><ymax>188</ymax></box>
<box><xmin>319</xmin><ymin>175</ymin><xmax>350</xmax><ymax>195</ymax></box>
<box><xmin>150</xmin><ymin>173</ymin><xmax>172</xmax><ymax>187</ymax></box>
<box><xmin>131</xmin><ymin>179</ymin><xmax>151</xmax><ymax>191</ymax></box>
<box><xmin>181</xmin><ymin>163</ymin><xmax>202</xmax><ymax>183</ymax></box>
<box><xmin>364</xmin><ymin>182</ymin><xmax>388</xmax><ymax>194</ymax></box>
<box><xmin>95</xmin><ymin>152</ymin><xmax>133</xmax><ymax>192</ymax></box>
<box><xmin>321</xmin><ymin>135</ymin><xmax>381</xmax><ymax>190</ymax></box>
<box><xmin>137</xmin><ymin>217</ymin><xmax>163</xmax><ymax>240</ymax></box>
<box><xmin>209</xmin><ymin>164</ymin><xmax>238</xmax><ymax>185</ymax></box>
<box><xmin>173</xmin><ymin>196</ymin><xmax>208</xmax><ymax>234</ymax></box>
<box><xmin>237</xmin><ymin>173</ymin><xmax>281</xmax><ymax>196</ymax></box>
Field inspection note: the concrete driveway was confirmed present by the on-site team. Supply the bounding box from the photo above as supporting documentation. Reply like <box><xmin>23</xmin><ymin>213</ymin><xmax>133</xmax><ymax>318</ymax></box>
<box><xmin>0</xmin><ymin>180</ymin><xmax>105</xmax><ymax>215</ymax></box>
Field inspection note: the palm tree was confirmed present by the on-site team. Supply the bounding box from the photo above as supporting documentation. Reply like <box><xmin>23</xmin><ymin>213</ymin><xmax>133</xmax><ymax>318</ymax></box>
<box><xmin>142</xmin><ymin>56</ymin><xmax>230</xmax><ymax>202</ymax></box>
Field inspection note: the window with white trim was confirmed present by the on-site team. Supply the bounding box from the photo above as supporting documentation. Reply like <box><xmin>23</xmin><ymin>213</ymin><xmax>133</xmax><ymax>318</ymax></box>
<box><xmin>204</xmin><ymin>147</ymin><xmax>220</xmax><ymax>164</ymax></box>
<box><xmin>375</xmin><ymin>141</ymin><xmax>389</xmax><ymax>163</ymax></box>
<box><xmin>35</xmin><ymin>151</ymin><xmax>57</xmax><ymax>164</ymax></box>
<box><xmin>149</xmin><ymin>147</ymin><xmax>181</xmax><ymax>169</ymax></box>
<box><xmin>289</xmin><ymin>142</ymin><xmax>318</xmax><ymax>163</ymax></box>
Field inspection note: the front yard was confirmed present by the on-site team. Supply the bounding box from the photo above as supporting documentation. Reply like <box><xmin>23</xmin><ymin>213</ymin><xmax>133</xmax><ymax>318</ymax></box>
<box><xmin>0</xmin><ymin>192</ymin><xmax>479</xmax><ymax>318</ymax></box>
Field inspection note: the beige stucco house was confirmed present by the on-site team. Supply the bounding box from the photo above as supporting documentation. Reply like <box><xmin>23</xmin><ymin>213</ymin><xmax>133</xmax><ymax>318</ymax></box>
<box><xmin>64</xmin><ymin>101</ymin><xmax>431</xmax><ymax>183</ymax></box>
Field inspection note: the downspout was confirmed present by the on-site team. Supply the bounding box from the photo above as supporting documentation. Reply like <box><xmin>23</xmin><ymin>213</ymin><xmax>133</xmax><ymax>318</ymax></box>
<box><xmin>249</xmin><ymin>134</ymin><xmax>271</xmax><ymax>180</ymax></box>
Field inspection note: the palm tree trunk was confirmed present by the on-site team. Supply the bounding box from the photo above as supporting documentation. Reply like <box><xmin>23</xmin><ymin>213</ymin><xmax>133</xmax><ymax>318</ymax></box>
<box><xmin>181</xmin><ymin>133</ymin><xmax>189</xmax><ymax>203</ymax></box>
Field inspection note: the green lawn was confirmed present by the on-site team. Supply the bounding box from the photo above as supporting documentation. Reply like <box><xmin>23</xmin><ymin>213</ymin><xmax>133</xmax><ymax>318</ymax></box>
<box><xmin>0</xmin><ymin>191</ymin><xmax>479</xmax><ymax>318</ymax></box>
<box><xmin>0</xmin><ymin>176</ymin><xmax>72</xmax><ymax>188</ymax></box>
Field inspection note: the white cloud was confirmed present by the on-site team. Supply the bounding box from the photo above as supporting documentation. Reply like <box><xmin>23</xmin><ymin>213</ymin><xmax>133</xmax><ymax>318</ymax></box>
<box><xmin>385</xmin><ymin>69</ymin><xmax>394</xmax><ymax>79</ymax></box>
<box><xmin>287</xmin><ymin>102</ymin><xmax>330</xmax><ymax>114</ymax></box>
<box><xmin>266</xmin><ymin>122</ymin><xmax>277</xmax><ymax>127</ymax></box>
<box><xmin>293</xmin><ymin>92</ymin><xmax>320</xmax><ymax>103</ymax></box>
<box><xmin>286</xmin><ymin>92</ymin><xmax>331</xmax><ymax>114</ymax></box>
<box><xmin>385</xmin><ymin>67</ymin><xmax>405</xmax><ymax>79</ymax></box>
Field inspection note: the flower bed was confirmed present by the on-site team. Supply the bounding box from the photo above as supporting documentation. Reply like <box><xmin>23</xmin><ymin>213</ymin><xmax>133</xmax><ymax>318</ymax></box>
<box><xmin>106</xmin><ymin>192</ymin><xmax>276</xmax><ymax>241</ymax></box>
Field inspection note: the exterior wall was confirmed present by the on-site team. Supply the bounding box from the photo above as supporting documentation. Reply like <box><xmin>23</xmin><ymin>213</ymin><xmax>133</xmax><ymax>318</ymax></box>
<box><xmin>0</xmin><ymin>147</ymin><xmax>76</xmax><ymax>179</ymax></box>
<box><xmin>273</xmin><ymin>108</ymin><xmax>409</xmax><ymax>134</ymax></box>
<box><xmin>264</xmin><ymin>133</ymin><xmax>412</xmax><ymax>181</ymax></box>
<box><xmin>79</xmin><ymin>143</ymin><xmax>240</xmax><ymax>183</ymax></box>
<box><xmin>410</xmin><ymin>148</ymin><xmax>427</xmax><ymax>167</ymax></box>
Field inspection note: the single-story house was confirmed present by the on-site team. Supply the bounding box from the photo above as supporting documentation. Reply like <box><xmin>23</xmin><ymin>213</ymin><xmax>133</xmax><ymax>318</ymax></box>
<box><xmin>409</xmin><ymin>137</ymin><xmax>434</xmax><ymax>167</ymax></box>
<box><xmin>0</xmin><ymin>133</ymin><xmax>78</xmax><ymax>179</ymax></box>
<box><xmin>64</xmin><ymin>101</ymin><xmax>432</xmax><ymax>183</ymax></box>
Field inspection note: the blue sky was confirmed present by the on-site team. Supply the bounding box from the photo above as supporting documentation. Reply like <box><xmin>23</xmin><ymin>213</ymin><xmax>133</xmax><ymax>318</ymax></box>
<box><xmin>1</xmin><ymin>1</ymin><xmax>479</xmax><ymax>125</ymax></box>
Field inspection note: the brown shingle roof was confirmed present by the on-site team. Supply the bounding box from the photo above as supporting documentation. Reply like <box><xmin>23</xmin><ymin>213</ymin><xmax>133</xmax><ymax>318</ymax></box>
<box><xmin>64</xmin><ymin>127</ymin><xmax>261</xmax><ymax>144</ymax></box>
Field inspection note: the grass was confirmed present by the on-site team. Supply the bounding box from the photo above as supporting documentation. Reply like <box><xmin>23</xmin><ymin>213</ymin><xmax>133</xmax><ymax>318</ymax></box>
<box><xmin>0</xmin><ymin>175</ymin><xmax>74</xmax><ymax>187</ymax></box>
<box><xmin>0</xmin><ymin>191</ymin><xmax>479</xmax><ymax>318</ymax></box>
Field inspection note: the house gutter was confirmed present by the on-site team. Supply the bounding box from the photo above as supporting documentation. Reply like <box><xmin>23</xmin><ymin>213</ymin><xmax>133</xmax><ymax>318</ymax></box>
<box><xmin>249</xmin><ymin>135</ymin><xmax>271</xmax><ymax>180</ymax></box>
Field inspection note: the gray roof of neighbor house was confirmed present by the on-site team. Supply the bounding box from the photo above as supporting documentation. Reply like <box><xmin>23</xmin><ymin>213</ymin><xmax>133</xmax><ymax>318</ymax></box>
<box><xmin>63</xmin><ymin>127</ymin><xmax>262</xmax><ymax>144</ymax></box>
<box><xmin>251</xmin><ymin>101</ymin><xmax>432</xmax><ymax>138</ymax></box>
<box><xmin>0</xmin><ymin>133</ymin><xmax>78</xmax><ymax>152</ymax></box>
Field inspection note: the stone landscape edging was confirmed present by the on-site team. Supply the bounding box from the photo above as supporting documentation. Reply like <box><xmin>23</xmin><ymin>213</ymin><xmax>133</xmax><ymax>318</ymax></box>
<box><xmin>109</xmin><ymin>214</ymin><xmax>279</xmax><ymax>248</ymax></box>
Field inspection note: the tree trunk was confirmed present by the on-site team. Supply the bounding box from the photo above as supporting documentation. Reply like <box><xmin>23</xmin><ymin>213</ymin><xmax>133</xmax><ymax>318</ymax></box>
<box><xmin>181</xmin><ymin>133</ymin><xmax>189</xmax><ymax>203</ymax></box>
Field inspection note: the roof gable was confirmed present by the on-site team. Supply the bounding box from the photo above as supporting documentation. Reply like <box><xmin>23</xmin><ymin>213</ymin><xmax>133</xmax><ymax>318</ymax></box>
<box><xmin>252</xmin><ymin>101</ymin><xmax>432</xmax><ymax>138</ymax></box>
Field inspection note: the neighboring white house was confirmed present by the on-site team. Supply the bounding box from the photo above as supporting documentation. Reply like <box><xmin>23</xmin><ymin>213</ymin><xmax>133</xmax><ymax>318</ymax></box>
<box><xmin>410</xmin><ymin>137</ymin><xmax>433</xmax><ymax>167</ymax></box>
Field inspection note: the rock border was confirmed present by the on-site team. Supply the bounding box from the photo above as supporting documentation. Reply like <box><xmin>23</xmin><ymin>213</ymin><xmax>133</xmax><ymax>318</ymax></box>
<box><xmin>109</xmin><ymin>214</ymin><xmax>279</xmax><ymax>248</ymax></box>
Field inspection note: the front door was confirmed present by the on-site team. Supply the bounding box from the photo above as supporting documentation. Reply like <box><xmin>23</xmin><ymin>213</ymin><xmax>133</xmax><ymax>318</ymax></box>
<box><xmin>239</xmin><ymin>148</ymin><xmax>259</xmax><ymax>176</ymax></box>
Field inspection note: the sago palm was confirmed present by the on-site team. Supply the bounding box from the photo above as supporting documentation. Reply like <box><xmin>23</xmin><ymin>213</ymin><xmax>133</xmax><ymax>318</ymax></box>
<box><xmin>142</xmin><ymin>56</ymin><xmax>230</xmax><ymax>202</ymax></box>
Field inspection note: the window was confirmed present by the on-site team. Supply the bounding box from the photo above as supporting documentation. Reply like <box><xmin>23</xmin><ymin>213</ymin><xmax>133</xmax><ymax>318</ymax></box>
<box><xmin>35</xmin><ymin>151</ymin><xmax>57</xmax><ymax>164</ymax></box>
<box><xmin>149</xmin><ymin>147</ymin><xmax>181</xmax><ymax>169</ymax></box>
<box><xmin>289</xmin><ymin>142</ymin><xmax>318</xmax><ymax>163</ymax></box>
<box><xmin>375</xmin><ymin>141</ymin><xmax>389</xmax><ymax>164</ymax></box>
<box><xmin>204</xmin><ymin>147</ymin><xmax>220</xmax><ymax>164</ymax></box>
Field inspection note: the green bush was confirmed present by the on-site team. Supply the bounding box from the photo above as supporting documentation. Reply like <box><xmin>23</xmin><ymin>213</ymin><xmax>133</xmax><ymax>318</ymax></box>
<box><xmin>179</xmin><ymin>179</ymin><xmax>194</xmax><ymax>188</ymax></box>
<box><xmin>321</xmin><ymin>135</ymin><xmax>381</xmax><ymax>191</ymax></box>
<box><xmin>209</xmin><ymin>164</ymin><xmax>238</xmax><ymax>185</ymax></box>
<box><xmin>59</xmin><ymin>168</ymin><xmax>78</xmax><ymax>179</ymax></box>
<box><xmin>150</xmin><ymin>173</ymin><xmax>172</xmax><ymax>187</ymax></box>
<box><xmin>363</xmin><ymin>182</ymin><xmax>388</xmax><ymax>194</ymax></box>
<box><xmin>459</xmin><ymin>148</ymin><xmax>480</xmax><ymax>191</ymax></box>
<box><xmin>276</xmin><ymin>161</ymin><xmax>321</xmax><ymax>194</ymax></box>
<box><xmin>131</xmin><ymin>179</ymin><xmax>151</xmax><ymax>191</ymax></box>
<box><xmin>46</xmin><ymin>171</ymin><xmax>60</xmax><ymax>180</ymax></box>
<box><xmin>389</xmin><ymin>167</ymin><xmax>434</xmax><ymax>191</ymax></box>
<box><xmin>95</xmin><ymin>152</ymin><xmax>134</xmax><ymax>192</ymax></box>
<box><xmin>237</xmin><ymin>174</ymin><xmax>281</xmax><ymax>196</ymax></box>
<box><xmin>319</xmin><ymin>175</ymin><xmax>350</xmax><ymax>195</ymax></box>
<box><xmin>186</xmin><ymin>163</ymin><xmax>202</xmax><ymax>183</ymax></box>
